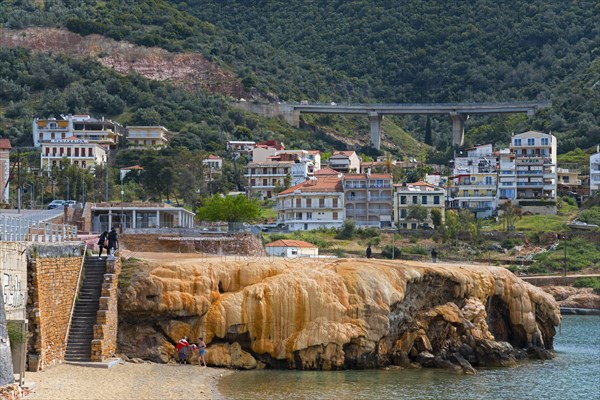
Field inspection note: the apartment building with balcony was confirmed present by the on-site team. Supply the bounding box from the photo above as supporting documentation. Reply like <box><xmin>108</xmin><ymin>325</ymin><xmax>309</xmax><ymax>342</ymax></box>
<box><xmin>497</xmin><ymin>148</ymin><xmax>517</xmax><ymax>206</ymax></box>
<box><xmin>0</xmin><ymin>139</ymin><xmax>10</xmax><ymax>203</ymax></box>
<box><xmin>394</xmin><ymin>181</ymin><xmax>445</xmax><ymax>230</ymax></box>
<box><xmin>556</xmin><ymin>164</ymin><xmax>582</xmax><ymax>193</ymax></box>
<box><xmin>245</xmin><ymin>160</ymin><xmax>310</xmax><ymax>199</ymax></box>
<box><xmin>591</xmin><ymin>150</ymin><xmax>600</xmax><ymax>197</ymax></box>
<box><xmin>275</xmin><ymin>176</ymin><xmax>345</xmax><ymax>231</ymax></box>
<box><xmin>33</xmin><ymin>114</ymin><xmax>124</xmax><ymax>148</ymax></box>
<box><xmin>343</xmin><ymin>173</ymin><xmax>393</xmax><ymax>228</ymax></box>
<box><xmin>510</xmin><ymin>131</ymin><xmax>557</xmax><ymax>202</ymax></box>
<box><xmin>450</xmin><ymin>144</ymin><xmax>498</xmax><ymax>218</ymax></box>
<box><xmin>227</xmin><ymin>140</ymin><xmax>255</xmax><ymax>159</ymax></box>
<box><xmin>40</xmin><ymin>137</ymin><xmax>107</xmax><ymax>173</ymax></box>
<box><xmin>329</xmin><ymin>151</ymin><xmax>361</xmax><ymax>173</ymax></box>
<box><xmin>126</xmin><ymin>126</ymin><xmax>172</xmax><ymax>147</ymax></box>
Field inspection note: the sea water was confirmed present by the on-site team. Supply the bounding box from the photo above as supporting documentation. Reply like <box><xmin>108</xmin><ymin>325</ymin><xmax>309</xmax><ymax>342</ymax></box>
<box><xmin>217</xmin><ymin>315</ymin><xmax>600</xmax><ymax>400</ymax></box>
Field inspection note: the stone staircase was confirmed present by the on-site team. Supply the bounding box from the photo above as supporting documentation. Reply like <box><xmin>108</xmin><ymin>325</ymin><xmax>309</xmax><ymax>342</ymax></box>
<box><xmin>64</xmin><ymin>256</ymin><xmax>106</xmax><ymax>362</ymax></box>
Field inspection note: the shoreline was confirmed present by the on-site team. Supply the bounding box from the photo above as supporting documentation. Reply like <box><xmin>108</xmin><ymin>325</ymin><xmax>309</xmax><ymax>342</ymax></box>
<box><xmin>560</xmin><ymin>307</ymin><xmax>600</xmax><ymax>315</ymax></box>
<box><xmin>25</xmin><ymin>361</ymin><xmax>233</xmax><ymax>400</ymax></box>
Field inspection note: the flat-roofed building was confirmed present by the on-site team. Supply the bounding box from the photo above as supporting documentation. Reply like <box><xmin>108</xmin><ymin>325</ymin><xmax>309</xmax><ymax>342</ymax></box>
<box><xmin>40</xmin><ymin>137</ymin><xmax>107</xmax><ymax>173</ymax></box>
<box><xmin>511</xmin><ymin>131</ymin><xmax>557</xmax><ymax>201</ymax></box>
<box><xmin>343</xmin><ymin>173</ymin><xmax>393</xmax><ymax>228</ymax></box>
<box><xmin>245</xmin><ymin>157</ymin><xmax>311</xmax><ymax>199</ymax></box>
<box><xmin>329</xmin><ymin>151</ymin><xmax>360</xmax><ymax>173</ymax></box>
<box><xmin>275</xmin><ymin>176</ymin><xmax>345</xmax><ymax>231</ymax></box>
<box><xmin>126</xmin><ymin>126</ymin><xmax>172</xmax><ymax>147</ymax></box>
<box><xmin>265</xmin><ymin>239</ymin><xmax>319</xmax><ymax>258</ymax></box>
<box><xmin>0</xmin><ymin>139</ymin><xmax>11</xmax><ymax>203</ymax></box>
<box><xmin>591</xmin><ymin>151</ymin><xmax>600</xmax><ymax>196</ymax></box>
<box><xmin>557</xmin><ymin>164</ymin><xmax>582</xmax><ymax>193</ymax></box>
<box><xmin>394</xmin><ymin>181</ymin><xmax>445</xmax><ymax>230</ymax></box>
<box><xmin>33</xmin><ymin>114</ymin><xmax>124</xmax><ymax>148</ymax></box>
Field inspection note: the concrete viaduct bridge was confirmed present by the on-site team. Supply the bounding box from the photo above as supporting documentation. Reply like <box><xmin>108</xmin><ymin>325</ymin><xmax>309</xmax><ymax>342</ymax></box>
<box><xmin>275</xmin><ymin>101</ymin><xmax>551</xmax><ymax>149</ymax></box>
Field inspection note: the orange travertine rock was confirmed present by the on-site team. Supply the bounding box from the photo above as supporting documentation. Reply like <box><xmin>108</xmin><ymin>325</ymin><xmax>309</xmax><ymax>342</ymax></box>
<box><xmin>118</xmin><ymin>256</ymin><xmax>561</xmax><ymax>370</ymax></box>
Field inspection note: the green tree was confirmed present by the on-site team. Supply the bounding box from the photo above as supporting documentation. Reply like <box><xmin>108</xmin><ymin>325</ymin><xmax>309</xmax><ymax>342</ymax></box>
<box><xmin>498</xmin><ymin>200</ymin><xmax>523</xmax><ymax>232</ymax></box>
<box><xmin>430</xmin><ymin>208</ymin><xmax>443</xmax><ymax>229</ymax></box>
<box><xmin>407</xmin><ymin>204</ymin><xmax>428</xmax><ymax>226</ymax></box>
<box><xmin>196</xmin><ymin>194</ymin><xmax>262</xmax><ymax>230</ymax></box>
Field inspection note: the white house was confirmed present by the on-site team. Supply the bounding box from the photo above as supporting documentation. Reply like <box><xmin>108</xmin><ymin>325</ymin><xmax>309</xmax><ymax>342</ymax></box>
<box><xmin>126</xmin><ymin>126</ymin><xmax>172</xmax><ymax>147</ymax></box>
<box><xmin>329</xmin><ymin>151</ymin><xmax>361</xmax><ymax>173</ymax></box>
<box><xmin>590</xmin><ymin>149</ymin><xmax>600</xmax><ymax>197</ymax></box>
<box><xmin>265</xmin><ymin>239</ymin><xmax>319</xmax><ymax>258</ymax></box>
<box><xmin>33</xmin><ymin>114</ymin><xmax>124</xmax><ymax>148</ymax></box>
<box><xmin>40</xmin><ymin>137</ymin><xmax>107</xmax><ymax>173</ymax></box>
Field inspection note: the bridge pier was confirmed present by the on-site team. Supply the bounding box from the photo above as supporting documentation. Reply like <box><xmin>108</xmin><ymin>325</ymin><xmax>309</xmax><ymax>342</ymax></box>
<box><xmin>369</xmin><ymin>112</ymin><xmax>382</xmax><ymax>150</ymax></box>
<box><xmin>449</xmin><ymin>112</ymin><xmax>466</xmax><ymax>147</ymax></box>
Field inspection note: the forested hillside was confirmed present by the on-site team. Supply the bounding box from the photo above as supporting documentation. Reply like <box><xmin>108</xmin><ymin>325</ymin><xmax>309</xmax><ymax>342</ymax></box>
<box><xmin>0</xmin><ymin>0</ymin><xmax>599</xmax><ymax>155</ymax></box>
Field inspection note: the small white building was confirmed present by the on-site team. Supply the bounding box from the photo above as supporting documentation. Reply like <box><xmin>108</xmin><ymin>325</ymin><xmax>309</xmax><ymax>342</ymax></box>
<box><xmin>329</xmin><ymin>151</ymin><xmax>361</xmax><ymax>173</ymax></box>
<box><xmin>202</xmin><ymin>155</ymin><xmax>223</xmax><ymax>170</ymax></box>
<box><xmin>265</xmin><ymin>239</ymin><xmax>319</xmax><ymax>258</ymax></box>
<box><xmin>0</xmin><ymin>139</ymin><xmax>11</xmax><ymax>203</ymax></box>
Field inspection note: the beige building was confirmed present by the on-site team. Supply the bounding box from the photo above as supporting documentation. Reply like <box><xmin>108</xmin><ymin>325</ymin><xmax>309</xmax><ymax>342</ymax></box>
<box><xmin>343</xmin><ymin>173</ymin><xmax>393</xmax><ymax>228</ymax></box>
<box><xmin>126</xmin><ymin>126</ymin><xmax>172</xmax><ymax>147</ymax></box>
<box><xmin>0</xmin><ymin>139</ymin><xmax>11</xmax><ymax>203</ymax></box>
<box><xmin>394</xmin><ymin>181</ymin><xmax>445</xmax><ymax>230</ymax></box>
<box><xmin>276</xmin><ymin>176</ymin><xmax>345</xmax><ymax>231</ymax></box>
<box><xmin>556</xmin><ymin>164</ymin><xmax>582</xmax><ymax>192</ymax></box>
<box><xmin>41</xmin><ymin>137</ymin><xmax>107</xmax><ymax>173</ymax></box>
<box><xmin>265</xmin><ymin>239</ymin><xmax>319</xmax><ymax>258</ymax></box>
<box><xmin>33</xmin><ymin>114</ymin><xmax>124</xmax><ymax>148</ymax></box>
<box><xmin>329</xmin><ymin>151</ymin><xmax>361</xmax><ymax>173</ymax></box>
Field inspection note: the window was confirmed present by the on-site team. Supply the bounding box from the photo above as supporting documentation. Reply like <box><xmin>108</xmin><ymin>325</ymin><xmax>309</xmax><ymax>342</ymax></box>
<box><xmin>514</xmin><ymin>138</ymin><xmax>521</xmax><ymax>146</ymax></box>
<box><xmin>319</xmin><ymin>199</ymin><xmax>325</xmax><ymax>207</ymax></box>
<box><xmin>45</xmin><ymin>147</ymin><xmax>49</xmax><ymax>155</ymax></box>
<box><xmin>272</xmin><ymin>167</ymin><xmax>277</xmax><ymax>174</ymax></box>
<box><xmin>296</xmin><ymin>199</ymin><xmax>301</xmax><ymax>207</ymax></box>
<box><xmin>296</xmin><ymin>212</ymin><xmax>302</xmax><ymax>220</ymax></box>
<box><xmin>251</xmin><ymin>179</ymin><xmax>255</xmax><ymax>186</ymax></box>
<box><xmin>74</xmin><ymin>148</ymin><xmax>79</xmax><ymax>157</ymax></box>
<box><xmin>307</xmin><ymin>212</ymin><xmax>312</xmax><ymax>220</ymax></box>
<box><xmin>263</xmin><ymin>179</ymin><xmax>267</xmax><ymax>186</ymax></box>
<box><xmin>433</xmin><ymin>196</ymin><xmax>440</xmax><ymax>205</ymax></box>
<box><xmin>67</xmin><ymin>147</ymin><xmax>71</xmax><ymax>156</ymax></box>
<box><xmin>251</xmin><ymin>168</ymin><xmax>256</xmax><ymax>174</ymax></box>
<box><xmin>306</xmin><ymin>199</ymin><xmax>312</xmax><ymax>208</ymax></box>
<box><xmin>333</xmin><ymin>212</ymin><xmax>338</xmax><ymax>220</ymax></box>
<box><xmin>422</xmin><ymin>195</ymin><xmax>427</xmax><ymax>205</ymax></box>
<box><xmin>527</xmin><ymin>138</ymin><xmax>535</xmax><ymax>146</ymax></box>
<box><xmin>333</xmin><ymin>198</ymin><xmax>338</xmax><ymax>207</ymax></box>
<box><xmin>400</xmin><ymin>195</ymin><xmax>406</xmax><ymax>205</ymax></box>
<box><xmin>485</xmin><ymin>176</ymin><xmax>493</xmax><ymax>185</ymax></box>
<box><xmin>400</xmin><ymin>209</ymin><xmax>407</xmax><ymax>218</ymax></box>
<box><xmin>88</xmin><ymin>148</ymin><xmax>92</xmax><ymax>157</ymax></box>
<box><xmin>412</xmin><ymin>196</ymin><xmax>417</xmax><ymax>204</ymax></box>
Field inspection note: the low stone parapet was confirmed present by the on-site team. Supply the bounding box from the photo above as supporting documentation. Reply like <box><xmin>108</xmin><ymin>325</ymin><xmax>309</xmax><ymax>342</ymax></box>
<box><xmin>91</xmin><ymin>257</ymin><xmax>121</xmax><ymax>362</ymax></box>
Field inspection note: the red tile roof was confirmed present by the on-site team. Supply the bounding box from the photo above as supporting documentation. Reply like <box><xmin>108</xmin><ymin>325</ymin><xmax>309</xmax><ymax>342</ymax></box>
<box><xmin>333</xmin><ymin>150</ymin><xmax>356</xmax><ymax>156</ymax></box>
<box><xmin>266</xmin><ymin>240</ymin><xmax>317</xmax><ymax>248</ymax></box>
<box><xmin>314</xmin><ymin>167</ymin><xmax>339</xmax><ymax>176</ymax></box>
<box><xmin>278</xmin><ymin>177</ymin><xmax>343</xmax><ymax>195</ymax></box>
<box><xmin>0</xmin><ymin>139</ymin><xmax>11</xmax><ymax>150</ymax></box>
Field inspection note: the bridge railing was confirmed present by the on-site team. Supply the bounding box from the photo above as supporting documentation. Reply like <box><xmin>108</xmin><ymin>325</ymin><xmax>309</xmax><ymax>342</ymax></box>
<box><xmin>0</xmin><ymin>215</ymin><xmax>77</xmax><ymax>242</ymax></box>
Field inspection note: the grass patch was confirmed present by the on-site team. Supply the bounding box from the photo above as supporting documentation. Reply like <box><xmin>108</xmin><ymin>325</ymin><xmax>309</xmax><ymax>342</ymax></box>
<box><xmin>573</xmin><ymin>277</ymin><xmax>600</xmax><ymax>295</ymax></box>
<box><xmin>531</xmin><ymin>237</ymin><xmax>600</xmax><ymax>274</ymax></box>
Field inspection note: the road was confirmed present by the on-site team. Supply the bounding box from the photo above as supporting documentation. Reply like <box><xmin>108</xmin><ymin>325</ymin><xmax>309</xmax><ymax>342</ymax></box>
<box><xmin>0</xmin><ymin>208</ymin><xmax>64</xmax><ymax>222</ymax></box>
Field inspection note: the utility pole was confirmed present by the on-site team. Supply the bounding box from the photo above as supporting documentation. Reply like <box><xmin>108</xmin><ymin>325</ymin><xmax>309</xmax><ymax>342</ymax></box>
<box><xmin>105</xmin><ymin>154</ymin><xmax>109</xmax><ymax>202</ymax></box>
<box><xmin>563</xmin><ymin>235</ymin><xmax>568</xmax><ymax>277</ymax></box>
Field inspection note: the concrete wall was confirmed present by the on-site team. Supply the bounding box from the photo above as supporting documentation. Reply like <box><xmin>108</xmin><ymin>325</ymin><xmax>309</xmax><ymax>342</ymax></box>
<box><xmin>92</xmin><ymin>257</ymin><xmax>121</xmax><ymax>361</ymax></box>
<box><xmin>121</xmin><ymin>234</ymin><xmax>265</xmax><ymax>256</ymax></box>
<box><xmin>27</xmin><ymin>244</ymin><xmax>84</xmax><ymax>371</ymax></box>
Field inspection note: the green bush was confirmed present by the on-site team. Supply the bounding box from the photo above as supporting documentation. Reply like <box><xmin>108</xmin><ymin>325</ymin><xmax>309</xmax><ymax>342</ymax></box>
<box><xmin>573</xmin><ymin>277</ymin><xmax>600</xmax><ymax>295</ymax></box>
<box><xmin>404</xmin><ymin>244</ymin><xmax>428</xmax><ymax>255</ymax></box>
<box><xmin>381</xmin><ymin>245</ymin><xmax>401</xmax><ymax>259</ymax></box>
<box><xmin>501</xmin><ymin>238</ymin><xmax>519</xmax><ymax>249</ymax></box>
<box><xmin>335</xmin><ymin>220</ymin><xmax>356</xmax><ymax>240</ymax></box>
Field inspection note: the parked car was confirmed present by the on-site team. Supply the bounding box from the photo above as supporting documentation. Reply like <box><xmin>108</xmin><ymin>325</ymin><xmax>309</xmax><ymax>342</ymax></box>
<box><xmin>47</xmin><ymin>200</ymin><xmax>65</xmax><ymax>209</ymax></box>
<box><xmin>64</xmin><ymin>200</ymin><xmax>78</xmax><ymax>208</ymax></box>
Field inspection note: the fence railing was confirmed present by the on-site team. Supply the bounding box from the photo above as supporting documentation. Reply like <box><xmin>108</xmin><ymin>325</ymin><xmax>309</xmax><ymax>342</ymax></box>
<box><xmin>0</xmin><ymin>215</ymin><xmax>77</xmax><ymax>242</ymax></box>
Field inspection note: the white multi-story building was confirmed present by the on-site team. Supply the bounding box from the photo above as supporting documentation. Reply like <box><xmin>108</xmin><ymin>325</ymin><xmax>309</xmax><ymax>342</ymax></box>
<box><xmin>227</xmin><ymin>140</ymin><xmax>255</xmax><ymax>159</ymax></box>
<box><xmin>33</xmin><ymin>114</ymin><xmax>124</xmax><ymax>148</ymax></box>
<box><xmin>0</xmin><ymin>139</ymin><xmax>11</xmax><ymax>203</ymax></box>
<box><xmin>40</xmin><ymin>137</ymin><xmax>107</xmax><ymax>173</ymax></box>
<box><xmin>276</xmin><ymin>176</ymin><xmax>345</xmax><ymax>231</ymax></box>
<box><xmin>497</xmin><ymin>148</ymin><xmax>517</xmax><ymax>205</ymax></box>
<box><xmin>126</xmin><ymin>126</ymin><xmax>172</xmax><ymax>147</ymax></box>
<box><xmin>591</xmin><ymin>150</ymin><xmax>600</xmax><ymax>197</ymax></box>
<box><xmin>394</xmin><ymin>181</ymin><xmax>445</xmax><ymax>230</ymax></box>
<box><xmin>450</xmin><ymin>144</ymin><xmax>498</xmax><ymax>218</ymax></box>
<box><xmin>510</xmin><ymin>131</ymin><xmax>557</xmax><ymax>201</ymax></box>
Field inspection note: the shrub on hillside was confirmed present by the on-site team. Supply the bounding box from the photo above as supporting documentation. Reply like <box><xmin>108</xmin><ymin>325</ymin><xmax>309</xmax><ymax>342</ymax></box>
<box><xmin>573</xmin><ymin>277</ymin><xmax>600</xmax><ymax>294</ymax></box>
<box><xmin>335</xmin><ymin>220</ymin><xmax>356</xmax><ymax>240</ymax></box>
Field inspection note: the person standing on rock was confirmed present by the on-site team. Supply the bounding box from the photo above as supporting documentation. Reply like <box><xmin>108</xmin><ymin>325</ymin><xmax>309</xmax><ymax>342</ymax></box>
<box><xmin>197</xmin><ymin>337</ymin><xmax>207</xmax><ymax>367</ymax></box>
<box><xmin>107</xmin><ymin>227</ymin><xmax>119</xmax><ymax>255</ymax></box>
<box><xmin>97</xmin><ymin>230</ymin><xmax>108</xmax><ymax>258</ymax></box>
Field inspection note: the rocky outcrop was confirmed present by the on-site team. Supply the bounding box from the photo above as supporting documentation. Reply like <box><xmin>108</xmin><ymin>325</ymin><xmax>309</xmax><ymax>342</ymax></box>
<box><xmin>118</xmin><ymin>257</ymin><xmax>561</xmax><ymax>372</ymax></box>
<box><xmin>542</xmin><ymin>286</ymin><xmax>600</xmax><ymax>310</ymax></box>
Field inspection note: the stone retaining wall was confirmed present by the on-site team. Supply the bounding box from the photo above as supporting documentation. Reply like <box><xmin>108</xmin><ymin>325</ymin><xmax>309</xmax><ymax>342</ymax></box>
<box><xmin>91</xmin><ymin>257</ymin><xmax>121</xmax><ymax>361</ymax></box>
<box><xmin>27</xmin><ymin>255</ymin><xmax>83</xmax><ymax>370</ymax></box>
<box><xmin>121</xmin><ymin>233</ymin><xmax>265</xmax><ymax>256</ymax></box>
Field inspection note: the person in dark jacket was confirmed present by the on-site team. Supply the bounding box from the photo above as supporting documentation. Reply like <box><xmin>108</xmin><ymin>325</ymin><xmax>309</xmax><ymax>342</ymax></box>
<box><xmin>366</xmin><ymin>245</ymin><xmax>372</xmax><ymax>259</ymax></box>
<box><xmin>97</xmin><ymin>231</ymin><xmax>108</xmax><ymax>258</ymax></box>
<box><xmin>107</xmin><ymin>227</ymin><xmax>119</xmax><ymax>255</ymax></box>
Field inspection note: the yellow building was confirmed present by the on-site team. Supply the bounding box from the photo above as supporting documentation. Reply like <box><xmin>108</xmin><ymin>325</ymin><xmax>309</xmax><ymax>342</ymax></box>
<box><xmin>126</xmin><ymin>126</ymin><xmax>172</xmax><ymax>147</ymax></box>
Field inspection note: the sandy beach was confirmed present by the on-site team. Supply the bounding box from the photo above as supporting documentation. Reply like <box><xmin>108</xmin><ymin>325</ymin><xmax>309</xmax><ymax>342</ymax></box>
<box><xmin>25</xmin><ymin>362</ymin><xmax>231</xmax><ymax>400</ymax></box>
